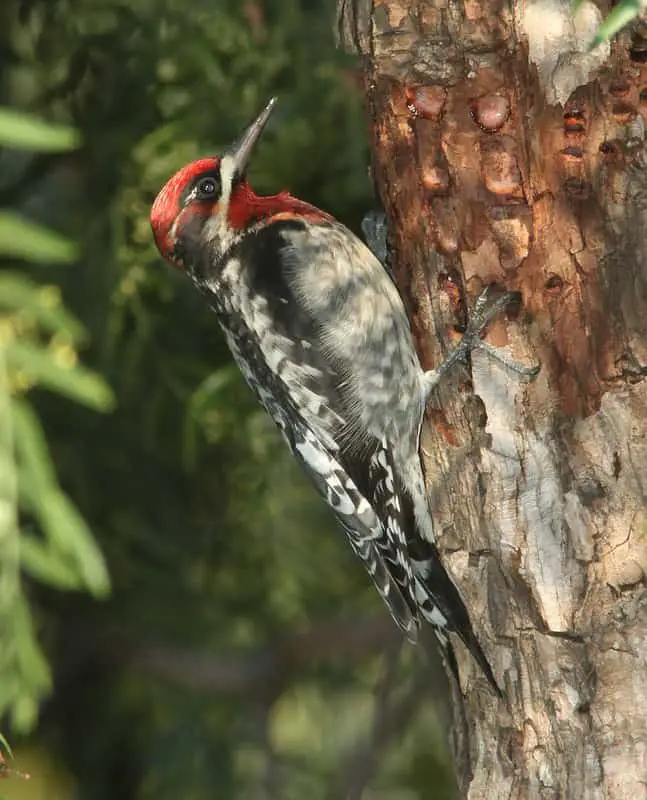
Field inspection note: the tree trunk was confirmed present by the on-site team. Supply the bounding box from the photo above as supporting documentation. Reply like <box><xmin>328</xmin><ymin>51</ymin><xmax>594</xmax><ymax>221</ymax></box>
<box><xmin>337</xmin><ymin>0</ymin><xmax>647</xmax><ymax>796</ymax></box>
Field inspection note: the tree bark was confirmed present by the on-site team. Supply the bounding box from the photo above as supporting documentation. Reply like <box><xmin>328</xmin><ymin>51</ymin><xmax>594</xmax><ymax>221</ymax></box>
<box><xmin>337</xmin><ymin>1</ymin><xmax>647</xmax><ymax>797</ymax></box>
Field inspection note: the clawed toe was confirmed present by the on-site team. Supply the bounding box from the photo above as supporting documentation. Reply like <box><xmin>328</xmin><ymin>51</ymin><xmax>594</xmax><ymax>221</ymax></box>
<box><xmin>422</xmin><ymin>287</ymin><xmax>539</xmax><ymax>398</ymax></box>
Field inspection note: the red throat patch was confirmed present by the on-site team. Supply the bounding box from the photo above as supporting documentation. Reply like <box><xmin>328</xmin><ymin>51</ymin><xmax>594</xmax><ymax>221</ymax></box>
<box><xmin>227</xmin><ymin>180</ymin><xmax>335</xmax><ymax>230</ymax></box>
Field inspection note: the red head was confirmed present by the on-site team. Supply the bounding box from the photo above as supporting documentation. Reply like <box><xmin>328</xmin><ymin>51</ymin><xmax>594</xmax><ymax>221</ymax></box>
<box><xmin>150</xmin><ymin>98</ymin><xmax>279</xmax><ymax>271</ymax></box>
<box><xmin>150</xmin><ymin>98</ymin><xmax>335</xmax><ymax>274</ymax></box>
<box><xmin>150</xmin><ymin>156</ymin><xmax>223</xmax><ymax>268</ymax></box>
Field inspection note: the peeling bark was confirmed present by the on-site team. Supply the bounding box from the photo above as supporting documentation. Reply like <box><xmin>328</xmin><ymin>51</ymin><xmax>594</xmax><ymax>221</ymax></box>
<box><xmin>338</xmin><ymin>1</ymin><xmax>647</xmax><ymax>796</ymax></box>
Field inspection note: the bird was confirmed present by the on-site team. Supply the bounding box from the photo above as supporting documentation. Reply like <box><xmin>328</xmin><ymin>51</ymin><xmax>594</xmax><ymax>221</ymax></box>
<box><xmin>149</xmin><ymin>97</ymin><xmax>530</xmax><ymax>697</ymax></box>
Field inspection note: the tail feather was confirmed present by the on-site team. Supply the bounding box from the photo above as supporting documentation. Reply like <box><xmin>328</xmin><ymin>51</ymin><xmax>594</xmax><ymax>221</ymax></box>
<box><xmin>410</xmin><ymin>538</ymin><xmax>502</xmax><ymax>697</ymax></box>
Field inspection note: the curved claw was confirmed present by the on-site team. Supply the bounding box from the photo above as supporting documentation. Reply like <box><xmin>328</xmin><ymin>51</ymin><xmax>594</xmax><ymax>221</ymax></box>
<box><xmin>476</xmin><ymin>339</ymin><xmax>541</xmax><ymax>379</ymax></box>
<box><xmin>466</xmin><ymin>290</ymin><xmax>519</xmax><ymax>336</ymax></box>
<box><xmin>422</xmin><ymin>287</ymin><xmax>538</xmax><ymax>398</ymax></box>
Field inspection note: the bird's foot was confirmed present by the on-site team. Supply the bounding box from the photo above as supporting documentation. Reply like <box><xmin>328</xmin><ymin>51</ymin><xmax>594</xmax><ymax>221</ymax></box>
<box><xmin>423</xmin><ymin>286</ymin><xmax>540</xmax><ymax>396</ymax></box>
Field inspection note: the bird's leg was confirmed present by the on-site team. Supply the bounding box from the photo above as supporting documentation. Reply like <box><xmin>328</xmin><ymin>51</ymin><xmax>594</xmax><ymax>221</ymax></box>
<box><xmin>423</xmin><ymin>286</ymin><xmax>540</xmax><ymax>398</ymax></box>
<box><xmin>361</xmin><ymin>210</ymin><xmax>539</xmax><ymax>393</ymax></box>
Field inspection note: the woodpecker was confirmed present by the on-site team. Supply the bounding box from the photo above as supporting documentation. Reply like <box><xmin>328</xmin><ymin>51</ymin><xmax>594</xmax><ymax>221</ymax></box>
<box><xmin>150</xmin><ymin>98</ymin><xmax>530</xmax><ymax>696</ymax></box>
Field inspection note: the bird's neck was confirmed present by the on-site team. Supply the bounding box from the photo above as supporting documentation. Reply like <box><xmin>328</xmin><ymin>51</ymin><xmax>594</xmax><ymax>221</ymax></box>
<box><xmin>227</xmin><ymin>180</ymin><xmax>334</xmax><ymax>230</ymax></box>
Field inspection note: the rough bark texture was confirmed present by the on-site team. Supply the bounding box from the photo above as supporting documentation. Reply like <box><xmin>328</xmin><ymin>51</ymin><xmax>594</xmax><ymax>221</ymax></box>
<box><xmin>337</xmin><ymin>1</ymin><xmax>647</xmax><ymax>797</ymax></box>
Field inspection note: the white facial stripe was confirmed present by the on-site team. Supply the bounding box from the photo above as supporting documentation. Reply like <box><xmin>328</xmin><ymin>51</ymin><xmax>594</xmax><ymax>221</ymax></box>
<box><xmin>218</xmin><ymin>154</ymin><xmax>236</xmax><ymax>209</ymax></box>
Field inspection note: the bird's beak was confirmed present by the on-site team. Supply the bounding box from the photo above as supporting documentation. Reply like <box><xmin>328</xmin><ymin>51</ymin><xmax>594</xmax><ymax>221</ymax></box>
<box><xmin>225</xmin><ymin>97</ymin><xmax>277</xmax><ymax>181</ymax></box>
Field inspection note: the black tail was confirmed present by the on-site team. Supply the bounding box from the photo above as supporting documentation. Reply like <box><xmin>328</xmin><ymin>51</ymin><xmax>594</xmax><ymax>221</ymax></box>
<box><xmin>410</xmin><ymin>538</ymin><xmax>503</xmax><ymax>698</ymax></box>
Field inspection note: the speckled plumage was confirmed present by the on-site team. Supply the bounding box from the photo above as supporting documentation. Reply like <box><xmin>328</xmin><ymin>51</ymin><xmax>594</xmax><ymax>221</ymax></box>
<box><xmin>149</xmin><ymin>100</ymin><xmax>501</xmax><ymax>696</ymax></box>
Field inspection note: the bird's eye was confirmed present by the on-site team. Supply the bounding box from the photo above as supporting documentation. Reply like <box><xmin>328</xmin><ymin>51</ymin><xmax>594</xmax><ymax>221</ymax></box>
<box><xmin>195</xmin><ymin>176</ymin><xmax>219</xmax><ymax>201</ymax></box>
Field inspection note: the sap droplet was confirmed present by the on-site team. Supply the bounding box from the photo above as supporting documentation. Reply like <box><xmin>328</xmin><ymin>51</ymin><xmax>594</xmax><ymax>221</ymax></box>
<box><xmin>406</xmin><ymin>86</ymin><xmax>446</xmax><ymax>120</ymax></box>
<box><xmin>472</xmin><ymin>94</ymin><xmax>509</xmax><ymax>131</ymax></box>
<box><xmin>422</xmin><ymin>166</ymin><xmax>450</xmax><ymax>195</ymax></box>
<box><xmin>563</xmin><ymin>111</ymin><xmax>585</xmax><ymax>135</ymax></box>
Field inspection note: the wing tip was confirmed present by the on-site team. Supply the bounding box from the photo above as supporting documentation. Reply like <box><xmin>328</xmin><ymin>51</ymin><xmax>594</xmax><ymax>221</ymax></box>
<box><xmin>428</xmin><ymin>624</ymin><xmax>504</xmax><ymax>699</ymax></box>
<box><xmin>454</xmin><ymin>628</ymin><xmax>504</xmax><ymax>699</ymax></box>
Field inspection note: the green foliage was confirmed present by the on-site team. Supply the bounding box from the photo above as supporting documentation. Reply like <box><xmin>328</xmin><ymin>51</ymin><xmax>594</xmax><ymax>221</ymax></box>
<box><xmin>0</xmin><ymin>734</ymin><xmax>11</xmax><ymax>758</ymax></box>
<box><xmin>0</xmin><ymin>214</ymin><xmax>78</xmax><ymax>263</ymax></box>
<box><xmin>0</xmin><ymin>109</ymin><xmax>80</xmax><ymax>153</ymax></box>
<box><xmin>573</xmin><ymin>0</ymin><xmax>647</xmax><ymax>48</ymax></box>
<box><xmin>0</xmin><ymin>0</ymin><xmax>456</xmax><ymax>797</ymax></box>
<box><xmin>591</xmin><ymin>0</ymin><xmax>647</xmax><ymax>47</ymax></box>
<box><xmin>0</xmin><ymin>730</ymin><xmax>13</xmax><ymax>799</ymax></box>
<box><xmin>0</xmin><ymin>111</ymin><xmax>113</xmax><ymax>733</ymax></box>
<box><xmin>15</xmin><ymin>399</ymin><xmax>110</xmax><ymax>596</ymax></box>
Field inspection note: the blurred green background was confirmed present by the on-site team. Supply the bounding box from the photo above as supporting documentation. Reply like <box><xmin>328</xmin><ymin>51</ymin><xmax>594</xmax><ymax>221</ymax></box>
<box><xmin>0</xmin><ymin>1</ymin><xmax>455</xmax><ymax>797</ymax></box>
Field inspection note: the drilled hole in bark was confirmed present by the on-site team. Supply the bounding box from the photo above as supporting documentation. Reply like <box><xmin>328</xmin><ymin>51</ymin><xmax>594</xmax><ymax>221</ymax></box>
<box><xmin>406</xmin><ymin>85</ymin><xmax>446</xmax><ymax>120</ymax></box>
<box><xmin>640</xmin><ymin>88</ymin><xmax>647</xmax><ymax>104</ymax></box>
<box><xmin>439</xmin><ymin>271</ymin><xmax>458</xmax><ymax>286</ymax></box>
<box><xmin>471</xmin><ymin>94</ymin><xmax>509</xmax><ymax>132</ymax></box>
<box><xmin>497</xmin><ymin>288</ymin><xmax>522</xmax><ymax>317</ymax></box>
<box><xmin>545</xmin><ymin>274</ymin><xmax>563</xmax><ymax>293</ymax></box>
<box><xmin>629</xmin><ymin>36</ymin><xmax>647</xmax><ymax>62</ymax></box>
<box><xmin>561</xmin><ymin>146</ymin><xmax>584</xmax><ymax>160</ymax></box>
<box><xmin>439</xmin><ymin>272</ymin><xmax>462</xmax><ymax>310</ymax></box>
<box><xmin>563</xmin><ymin>111</ymin><xmax>585</xmax><ymax>133</ymax></box>
<box><xmin>611</xmin><ymin>102</ymin><xmax>637</xmax><ymax>124</ymax></box>
<box><xmin>609</xmin><ymin>79</ymin><xmax>631</xmax><ymax>97</ymax></box>
<box><xmin>564</xmin><ymin>102</ymin><xmax>585</xmax><ymax>118</ymax></box>
<box><xmin>480</xmin><ymin>137</ymin><xmax>524</xmax><ymax>198</ymax></box>
<box><xmin>422</xmin><ymin>165</ymin><xmax>450</xmax><ymax>195</ymax></box>
<box><xmin>563</xmin><ymin>178</ymin><xmax>589</xmax><ymax>197</ymax></box>
<box><xmin>599</xmin><ymin>141</ymin><xmax>617</xmax><ymax>155</ymax></box>
<box><xmin>439</xmin><ymin>271</ymin><xmax>460</xmax><ymax>288</ymax></box>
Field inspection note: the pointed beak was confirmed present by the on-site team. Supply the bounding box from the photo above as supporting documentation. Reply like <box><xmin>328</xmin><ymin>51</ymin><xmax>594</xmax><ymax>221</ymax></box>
<box><xmin>224</xmin><ymin>97</ymin><xmax>277</xmax><ymax>181</ymax></box>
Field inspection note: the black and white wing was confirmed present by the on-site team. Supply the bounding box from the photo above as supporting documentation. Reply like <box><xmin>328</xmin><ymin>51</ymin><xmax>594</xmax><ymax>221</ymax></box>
<box><xmin>220</xmin><ymin>321</ymin><xmax>423</xmax><ymax>639</ymax></box>
<box><xmin>200</xmin><ymin>219</ymin><xmax>500</xmax><ymax>694</ymax></box>
<box><xmin>204</xmin><ymin>225</ymin><xmax>428</xmax><ymax>638</ymax></box>
<box><xmin>277</xmin><ymin>407</ymin><xmax>420</xmax><ymax>640</ymax></box>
